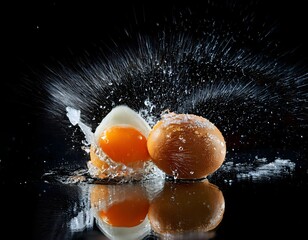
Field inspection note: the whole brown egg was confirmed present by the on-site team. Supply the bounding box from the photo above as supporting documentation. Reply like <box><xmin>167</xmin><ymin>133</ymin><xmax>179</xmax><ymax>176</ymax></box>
<box><xmin>147</xmin><ymin>112</ymin><xmax>226</xmax><ymax>179</ymax></box>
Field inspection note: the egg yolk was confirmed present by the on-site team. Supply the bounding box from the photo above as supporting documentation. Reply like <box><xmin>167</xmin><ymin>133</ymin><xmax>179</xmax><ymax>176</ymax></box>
<box><xmin>98</xmin><ymin>126</ymin><xmax>150</xmax><ymax>165</ymax></box>
<box><xmin>98</xmin><ymin>198</ymin><xmax>150</xmax><ymax>227</ymax></box>
<box><xmin>90</xmin><ymin>145</ymin><xmax>109</xmax><ymax>169</ymax></box>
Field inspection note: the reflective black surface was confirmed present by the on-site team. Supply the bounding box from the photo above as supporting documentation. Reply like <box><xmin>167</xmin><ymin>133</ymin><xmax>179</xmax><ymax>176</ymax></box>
<box><xmin>1</xmin><ymin>1</ymin><xmax>307</xmax><ymax>239</ymax></box>
<box><xmin>1</xmin><ymin>149</ymin><xmax>306</xmax><ymax>239</ymax></box>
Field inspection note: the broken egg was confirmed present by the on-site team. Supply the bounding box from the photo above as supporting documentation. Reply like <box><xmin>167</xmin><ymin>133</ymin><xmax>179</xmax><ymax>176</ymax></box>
<box><xmin>88</xmin><ymin>105</ymin><xmax>151</xmax><ymax>178</ymax></box>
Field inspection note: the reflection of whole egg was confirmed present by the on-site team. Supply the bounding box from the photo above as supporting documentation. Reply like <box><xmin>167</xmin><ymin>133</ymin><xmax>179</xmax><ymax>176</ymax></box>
<box><xmin>87</xmin><ymin>105</ymin><xmax>151</xmax><ymax>178</ymax></box>
<box><xmin>90</xmin><ymin>184</ymin><xmax>151</xmax><ymax>240</ymax></box>
<box><xmin>148</xmin><ymin>180</ymin><xmax>225</xmax><ymax>237</ymax></box>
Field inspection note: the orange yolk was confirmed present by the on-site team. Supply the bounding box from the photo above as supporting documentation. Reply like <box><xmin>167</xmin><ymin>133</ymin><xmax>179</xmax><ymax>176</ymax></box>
<box><xmin>98</xmin><ymin>198</ymin><xmax>150</xmax><ymax>227</ymax></box>
<box><xmin>98</xmin><ymin>126</ymin><xmax>150</xmax><ymax>165</ymax></box>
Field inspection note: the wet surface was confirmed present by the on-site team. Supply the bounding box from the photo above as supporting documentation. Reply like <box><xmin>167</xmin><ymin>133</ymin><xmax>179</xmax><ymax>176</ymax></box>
<box><xmin>1</xmin><ymin>149</ymin><xmax>307</xmax><ymax>240</ymax></box>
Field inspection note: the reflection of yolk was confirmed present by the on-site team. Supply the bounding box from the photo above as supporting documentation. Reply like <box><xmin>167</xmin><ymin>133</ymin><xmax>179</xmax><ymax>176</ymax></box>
<box><xmin>98</xmin><ymin>198</ymin><xmax>150</xmax><ymax>227</ymax></box>
<box><xmin>98</xmin><ymin>126</ymin><xmax>150</xmax><ymax>165</ymax></box>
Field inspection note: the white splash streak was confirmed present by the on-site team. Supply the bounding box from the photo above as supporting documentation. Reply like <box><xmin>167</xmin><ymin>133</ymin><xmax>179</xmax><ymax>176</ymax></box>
<box><xmin>219</xmin><ymin>156</ymin><xmax>296</xmax><ymax>182</ymax></box>
<box><xmin>138</xmin><ymin>98</ymin><xmax>158</xmax><ymax>127</ymax></box>
<box><xmin>236</xmin><ymin>158</ymin><xmax>296</xmax><ymax>180</ymax></box>
<box><xmin>66</xmin><ymin>107</ymin><xmax>94</xmax><ymax>145</ymax></box>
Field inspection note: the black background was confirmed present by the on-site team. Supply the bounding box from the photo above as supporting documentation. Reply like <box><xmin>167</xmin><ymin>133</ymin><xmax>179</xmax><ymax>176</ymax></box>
<box><xmin>1</xmin><ymin>0</ymin><xmax>307</xmax><ymax>239</ymax></box>
<box><xmin>2</xmin><ymin>0</ymin><xmax>307</xmax><ymax>182</ymax></box>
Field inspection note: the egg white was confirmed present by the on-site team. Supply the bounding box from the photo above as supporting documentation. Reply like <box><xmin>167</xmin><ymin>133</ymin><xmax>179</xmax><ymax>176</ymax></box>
<box><xmin>94</xmin><ymin>105</ymin><xmax>151</xmax><ymax>145</ymax></box>
<box><xmin>95</xmin><ymin>214</ymin><xmax>151</xmax><ymax>240</ymax></box>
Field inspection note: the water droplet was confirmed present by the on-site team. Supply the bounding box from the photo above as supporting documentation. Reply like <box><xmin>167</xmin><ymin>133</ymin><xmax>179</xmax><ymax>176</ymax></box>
<box><xmin>172</xmin><ymin>170</ymin><xmax>179</xmax><ymax>179</ymax></box>
<box><xmin>101</xmin><ymin>136</ymin><xmax>109</xmax><ymax>143</ymax></box>
<box><xmin>179</xmin><ymin>136</ymin><xmax>186</xmax><ymax>143</ymax></box>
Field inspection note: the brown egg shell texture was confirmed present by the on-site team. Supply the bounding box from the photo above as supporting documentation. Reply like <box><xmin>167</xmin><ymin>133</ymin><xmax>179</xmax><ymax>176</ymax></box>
<box><xmin>147</xmin><ymin>112</ymin><xmax>226</xmax><ymax>179</ymax></box>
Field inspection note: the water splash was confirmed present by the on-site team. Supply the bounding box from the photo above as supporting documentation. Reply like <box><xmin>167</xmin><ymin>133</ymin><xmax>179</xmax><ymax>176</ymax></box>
<box><xmin>218</xmin><ymin>157</ymin><xmax>296</xmax><ymax>182</ymax></box>
<box><xmin>43</xmin><ymin>12</ymin><xmax>306</xmax><ymax>149</ymax></box>
<box><xmin>139</xmin><ymin>98</ymin><xmax>158</xmax><ymax>128</ymax></box>
<box><xmin>66</xmin><ymin>106</ymin><xmax>94</xmax><ymax>145</ymax></box>
<box><xmin>33</xmin><ymin>1</ymin><xmax>307</xmax><ymax>179</ymax></box>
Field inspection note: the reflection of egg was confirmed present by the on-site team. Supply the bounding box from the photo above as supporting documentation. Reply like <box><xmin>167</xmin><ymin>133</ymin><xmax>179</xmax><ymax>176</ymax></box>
<box><xmin>147</xmin><ymin>112</ymin><xmax>226</xmax><ymax>179</ymax></box>
<box><xmin>88</xmin><ymin>105</ymin><xmax>151</xmax><ymax>178</ymax></box>
<box><xmin>148</xmin><ymin>180</ymin><xmax>225</xmax><ymax>236</ymax></box>
<box><xmin>90</xmin><ymin>184</ymin><xmax>151</xmax><ymax>240</ymax></box>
